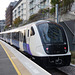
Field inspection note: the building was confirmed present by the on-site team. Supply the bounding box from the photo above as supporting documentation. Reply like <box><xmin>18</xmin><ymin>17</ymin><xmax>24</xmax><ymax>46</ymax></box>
<box><xmin>6</xmin><ymin>1</ymin><xmax>17</xmax><ymax>26</ymax></box>
<box><xmin>13</xmin><ymin>0</ymin><xmax>51</xmax><ymax>23</ymax></box>
<box><xmin>13</xmin><ymin>0</ymin><xmax>29</xmax><ymax>23</ymax></box>
<box><xmin>0</xmin><ymin>20</ymin><xmax>5</xmax><ymax>32</ymax></box>
<box><xmin>29</xmin><ymin>0</ymin><xmax>51</xmax><ymax>16</ymax></box>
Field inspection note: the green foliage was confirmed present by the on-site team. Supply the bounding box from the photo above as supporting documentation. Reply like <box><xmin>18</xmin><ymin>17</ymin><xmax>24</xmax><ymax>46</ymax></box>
<box><xmin>4</xmin><ymin>25</ymin><xmax>9</xmax><ymax>31</ymax></box>
<box><xmin>29</xmin><ymin>13</ymin><xmax>42</xmax><ymax>22</ymax></box>
<box><xmin>38</xmin><ymin>8</ymin><xmax>50</xmax><ymax>14</ymax></box>
<box><xmin>51</xmin><ymin>0</ymin><xmax>60</xmax><ymax>6</ymax></box>
<box><xmin>50</xmin><ymin>0</ymin><xmax>60</xmax><ymax>14</ymax></box>
<box><xmin>29</xmin><ymin>13</ymin><xmax>39</xmax><ymax>21</ymax></box>
<box><xmin>71</xmin><ymin>51</ymin><xmax>75</xmax><ymax>58</ymax></box>
<box><xmin>71</xmin><ymin>51</ymin><xmax>75</xmax><ymax>64</ymax></box>
<box><xmin>50</xmin><ymin>7</ymin><xmax>55</xmax><ymax>14</ymax></box>
<box><xmin>13</xmin><ymin>17</ymin><xmax>23</xmax><ymax>27</ymax></box>
<box><xmin>29</xmin><ymin>8</ymin><xmax>50</xmax><ymax>22</ymax></box>
<box><xmin>63</xmin><ymin>0</ymin><xmax>74</xmax><ymax>12</ymax></box>
<box><xmin>50</xmin><ymin>0</ymin><xmax>74</xmax><ymax>14</ymax></box>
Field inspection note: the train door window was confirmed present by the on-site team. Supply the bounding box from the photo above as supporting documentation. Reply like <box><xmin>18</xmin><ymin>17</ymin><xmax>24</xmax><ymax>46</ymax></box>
<box><xmin>2</xmin><ymin>34</ymin><xmax>3</xmax><ymax>38</ymax></box>
<box><xmin>17</xmin><ymin>32</ymin><xmax>19</xmax><ymax>41</ymax></box>
<box><xmin>12</xmin><ymin>33</ymin><xmax>14</xmax><ymax>40</ymax></box>
<box><xmin>10</xmin><ymin>33</ymin><xmax>12</xmax><ymax>39</ymax></box>
<box><xmin>19</xmin><ymin>31</ymin><xmax>23</xmax><ymax>42</ymax></box>
<box><xmin>28</xmin><ymin>30</ymin><xmax>29</xmax><ymax>37</ymax></box>
<box><xmin>8</xmin><ymin>33</ymin><xmax>10</xmax><ymax>39</ymax></box>
<box><xmin>14</xmin><ymin>32</ymin><xmax>16</xmax><ymax>40</ymax></box>
<box><xmin>21</xmin><ymin>32</ymin><xmax>23</xmax><ymax>42</ymax></box>
<box><xmin>23</xmin><ymin>30</ymin><xmax>26</xmax><ymax>43</ymax></box>
<box><xmin>15</xmin><ymin>32</ymin><xmax>19</xmax><ymax>41</ymax></box>
<box><xmin>30</xmin><ymin>27</ymin><xmax>35</xmax><ymax>36</ymax></box>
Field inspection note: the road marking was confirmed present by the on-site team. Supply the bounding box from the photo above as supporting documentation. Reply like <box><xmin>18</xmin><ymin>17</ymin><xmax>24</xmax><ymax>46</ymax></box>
<box><xmin>0</xmin><ymin>43</ymin><xmax>21</xmax><ymax>75</ymax></box>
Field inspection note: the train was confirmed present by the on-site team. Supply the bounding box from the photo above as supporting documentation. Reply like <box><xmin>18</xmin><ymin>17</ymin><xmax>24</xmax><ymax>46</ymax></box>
<box><xmin>0</xmin><ymin>20</ymin><xmax>71</xmax><ymax>68</ymax></box>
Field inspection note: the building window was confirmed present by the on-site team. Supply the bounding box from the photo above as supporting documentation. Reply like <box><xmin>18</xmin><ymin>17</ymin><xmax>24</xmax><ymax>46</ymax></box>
<box><xmin>21</xmin><ymin>3</ymin><xmax>23</xmax><ymax>9</ymax></box>
<box><xmin>18</xmin><ymin>11</ymin><xmax>20</xmax><ymax>16</ymax></box>
<box><xmin>18</xmin><ymin>6</ymin><xmax>20</xmax><ymax>12</ymax></box>
<box><xmin>21</xmin><ymin>9</ymin><xmax>23</xmax><ymax>14</ymax></box>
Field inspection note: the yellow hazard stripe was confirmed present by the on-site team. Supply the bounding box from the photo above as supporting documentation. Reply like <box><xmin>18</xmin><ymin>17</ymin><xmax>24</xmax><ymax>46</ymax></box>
<box><xmin>0</xmin><ymin>42</ymin><xmax>21</xmax><ymax>75</ymax></box>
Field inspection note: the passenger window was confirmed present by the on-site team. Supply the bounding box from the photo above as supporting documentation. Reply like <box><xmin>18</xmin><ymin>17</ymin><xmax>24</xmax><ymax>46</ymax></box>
<box><xmin>30</xmin><ymin>27</ymin><xmax>35</xmax><ymax>36</ymax></box>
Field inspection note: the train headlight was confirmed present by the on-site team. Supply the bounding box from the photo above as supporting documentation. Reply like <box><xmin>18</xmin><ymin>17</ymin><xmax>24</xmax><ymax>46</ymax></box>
<box><xmin>64</xmin><ymin>47</ymin><xmax>66</xmax><ymax>50</ymax></box>
<box><xmin>46</xmin><ymin>48</ymin><xmax>49</xmax><ymax>51</ymax></box>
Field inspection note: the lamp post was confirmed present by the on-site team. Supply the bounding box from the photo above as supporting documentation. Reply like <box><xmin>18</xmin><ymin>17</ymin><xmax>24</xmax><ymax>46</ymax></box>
<box><xmin>55</xmin><ymin>4</ymin><xmax>59</xmax><ymax>23</ymax></box>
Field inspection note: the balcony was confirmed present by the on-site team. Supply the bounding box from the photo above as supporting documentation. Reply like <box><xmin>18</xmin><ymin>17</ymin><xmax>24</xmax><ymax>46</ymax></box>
<box><xmin>40</xmin><ymin>0</ymin><xmax>46</xmax><ymax>4</ymax></box>
<box><xmin>29</xmin><ymin>0</ymin><xmax>34</xmax><ymax>3</ymax></box>
<box><xmin>29</xmin><ymin>4</ymin><xmax>35</xmax><ymax>10</ymax></box>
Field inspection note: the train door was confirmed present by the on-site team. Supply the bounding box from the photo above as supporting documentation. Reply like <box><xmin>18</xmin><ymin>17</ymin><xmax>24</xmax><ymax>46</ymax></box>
<box><xmin>26</xmin><ymin>28</ymin><xmax>32</xmax><ymax>54</ymax></box>
<box><xmin>19</xmin><ymin>31</ymin><xmax>24</xmax><ymax>51</ymax></box>
<box><xmin>10</xmin><ymin>33</ymin><xmax>12</xmax><ymax>45</ymax></box>
<box><xmin>23</xmin><ymin>30</ymin><xmax>27</xmax><ymax>52</ymax></box>
<box><xmin>26</xmin><ymin>29</ymin><xmax>30</xmax><ymax>44</ymax></box>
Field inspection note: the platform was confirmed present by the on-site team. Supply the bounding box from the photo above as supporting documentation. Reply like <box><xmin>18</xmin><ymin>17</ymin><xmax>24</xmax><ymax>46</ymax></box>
<box><xmin>0</xmin><ymin>45</ymin><xmax>17</xmax><ymax>75</ymax></box>
<box><xmin>0</xmin><ymin>40</ymin><xmax>51</xmax><ymax>75</ymax></box>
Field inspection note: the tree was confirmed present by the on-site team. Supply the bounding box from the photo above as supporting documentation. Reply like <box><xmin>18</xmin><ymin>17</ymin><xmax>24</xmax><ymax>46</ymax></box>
<box><xmin>50</xmin><ymin>0</ymin><xmax>74</xmax><ymax>14</ymax></box>
<box><xmin>29</xmin><ymin>8</ymin><xmax>50</xmax><ymax>22</ymax></box>
<box><xmin>50</xmin><ymin>0</ymin><xmax>60</xmax><ymax>14</ymax></box>
<box><xmin>13</xmin><ymin>17</ymin><xmax>23</xmax><ymax>27</ymax></box>
<box><xmin>51</xmin><ymin>0</ymin><xmax>60</xmax><ymax>6</ymax></box>
<box><xmin>63</xmin><ymin>0</ymin><xmax>74</xmax><ymax>12</ymax></box>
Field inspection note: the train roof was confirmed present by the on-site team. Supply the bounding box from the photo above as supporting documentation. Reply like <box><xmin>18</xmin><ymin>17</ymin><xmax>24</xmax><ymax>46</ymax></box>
<box><xmin>0</xmin><ymin>20</ymin><xmax>62</xmax><ymax>34</ymax></box>
<box><xmin>0</xmin><ymin>20</ymin><xmax>50</xmax><ymax>34</ymax></box>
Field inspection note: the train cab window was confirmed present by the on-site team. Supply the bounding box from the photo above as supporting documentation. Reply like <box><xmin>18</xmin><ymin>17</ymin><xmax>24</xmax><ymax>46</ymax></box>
<box><xmin>30</xmin><ymin>27</ymin><xmax>35</xmax><ymax>36</ymax></box>
<box><xmin>37</xmin><ymin>23</ymin><xmax>64</xmax><ymax>44</ymax></box>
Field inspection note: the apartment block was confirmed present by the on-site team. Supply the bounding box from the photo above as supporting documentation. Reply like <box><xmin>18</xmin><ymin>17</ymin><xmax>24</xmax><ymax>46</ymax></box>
<box><xmin>13</xmin><ymin>0</ymin><xmax>51</xmax><ymax>23</ymax></box>
<box><xmin>6</xmin><ymin>1</ymin><xmax>17</xmax><ymax>26</ymax></box>
<box><xmin>0</xmin><ymin>20</ymin><xmax>5</xmax><ymax>32</ymax></box>
<box><xmin>13</xmin><ymin>0</ymin><xmax>29</xmax><ymax>22</ymax></box>
<box><xmin>29</xmin><ymin>0</ymin><xmax>51</xmax><ymax>16</ymax></box>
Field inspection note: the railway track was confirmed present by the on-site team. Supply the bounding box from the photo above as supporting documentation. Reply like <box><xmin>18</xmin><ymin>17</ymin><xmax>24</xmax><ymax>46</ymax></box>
<box><xmin>46</xmin><ymin>68</ymin><xmax>67</xmax><ymax>75</ymax></box>
<box><xmin>57</xmin><ymin>65</ymin><xmax>75</xmax><ymax>75</ymax></box>
<box><xmin>45</xmin><ymin>64</ymin><xmax>75</xmax><ymax>75</ymax></box>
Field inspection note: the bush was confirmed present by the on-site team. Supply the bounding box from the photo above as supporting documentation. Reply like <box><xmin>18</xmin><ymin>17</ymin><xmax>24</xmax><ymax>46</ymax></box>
<box><xmin>50</xmin><ymin>7</ymin><xmax>55</xmax><ymax>14</ymax></box>
<box><xmin>4</xmin><ymin>25</ymin><xmax>9</xmax><ymax>30</ymax></box>
<box><xmin>29</xmin><ymin>13</ymin><xmax>43</xmax><ymax>22</ymax></box>
<box><xmin>38</xmin><ymin>8</ymin><xmax>50</xmax><ymax>14</ymax></box>
<box><xmin>71</xmin><ymin>51</ymin><xmax>75</xmax><ymax>58</ymax></box>
<box><xmin>71</xmin><ymin>51</ymin><xmax>75</xmax><ymax>64</ymax></box>
<box><xmin>29</xmin><ymin>8</ymin><xmax>50</xmax><ymax>22</ymax></box>
<box><xmin>29</xmin><ymin>13</ymin><xmax>39</xmax><ymax>21</ymax></box>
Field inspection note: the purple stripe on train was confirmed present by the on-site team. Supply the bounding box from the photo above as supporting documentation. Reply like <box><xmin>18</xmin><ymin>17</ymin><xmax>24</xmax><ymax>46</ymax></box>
<box><xmin>23</xmin><ymin>43</ymin><xmax>32</xmax><ymax>55</ymax></box>
<box><xmin>27</xmin><ymin>44</ymin><xmax>32</xmax><ymax>55</ymax></box>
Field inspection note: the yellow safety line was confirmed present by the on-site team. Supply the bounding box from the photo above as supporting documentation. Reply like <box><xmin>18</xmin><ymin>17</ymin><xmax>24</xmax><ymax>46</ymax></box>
<box><xmin>0</xmin><ymin>43</ymin><xmax>21</xmax><ymax>75</ymax></box>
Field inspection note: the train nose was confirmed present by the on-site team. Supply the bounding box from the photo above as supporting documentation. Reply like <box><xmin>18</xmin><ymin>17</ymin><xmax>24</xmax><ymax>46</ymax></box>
<box><xmin>55</xmin><ymin>58</ymin><xmax>62</xmax><ymax>65</ymax></box>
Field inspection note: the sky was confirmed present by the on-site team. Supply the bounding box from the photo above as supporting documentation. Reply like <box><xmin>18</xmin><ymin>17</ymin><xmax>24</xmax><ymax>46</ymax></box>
<box><xmin>0</xmin><ymin>0</ymin><xmax>18</xmax><ymax>20</ymax></box>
